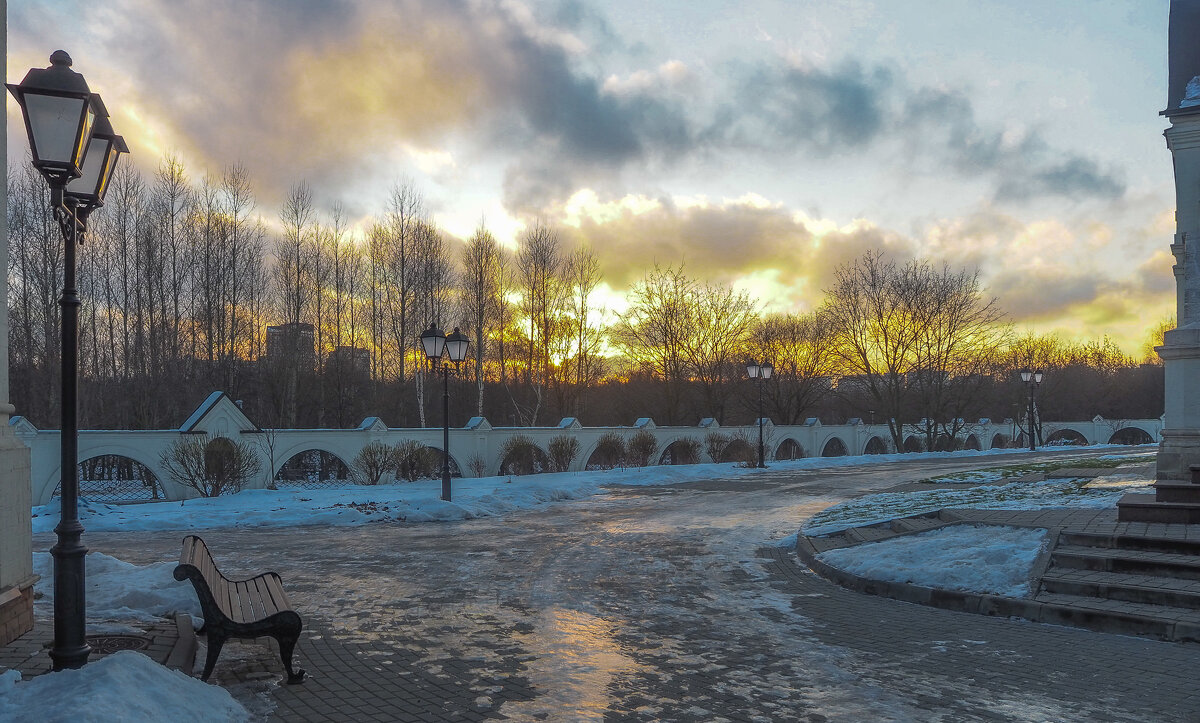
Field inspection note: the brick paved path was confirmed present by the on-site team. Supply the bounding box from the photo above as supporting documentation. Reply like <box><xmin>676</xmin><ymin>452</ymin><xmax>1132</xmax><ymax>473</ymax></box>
<box><xmin>69</xmin><ymin>450</ymin><xmax>1200</xmax><ymax>721</ymax></box>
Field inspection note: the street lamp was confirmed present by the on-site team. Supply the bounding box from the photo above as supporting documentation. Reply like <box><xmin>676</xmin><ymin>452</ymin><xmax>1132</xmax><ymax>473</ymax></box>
<box><xmin>1019</xmin><ymin>368</ymin><xmax>1044</xmax><ymax>451</ymax></box>
<box><xmin>746</xmin><ymin>359</ymin><xmax>774</xmax><ymax>468</ymax></box>
<box><xmin>420</xmin><ymin>323</ymin><xmax>470</xmax><ymax>501</ymax></box>
<box><xmin>7</xmin><ymin>51</ymin><xmax>128</xmax><ymax>671</ymax></box>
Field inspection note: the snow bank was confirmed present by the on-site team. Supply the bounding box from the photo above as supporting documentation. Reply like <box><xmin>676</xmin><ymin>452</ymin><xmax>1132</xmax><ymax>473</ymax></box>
<box><xmin>803</xmin><ymin>476</ymin><xmax>1154</xmax><ymax>537</ymax></box>
<box><xmin>33</xmin><ymin>551</ymin><xmax>200</xmax><ymax>623</ymax></box>
<box><xmin>0</xmin><ymin>651</ymin><xmax>248</xmax><ymax>722</ymax></box>
<box><xmin>32</xmin><ymin>443</ymin><xmax>1139</xmax><ymax>534</ymax></box>
<box><xmin>816</xmin><ymin>525</ymin><xmax>1050</xmax><ymax>598</ymax></box>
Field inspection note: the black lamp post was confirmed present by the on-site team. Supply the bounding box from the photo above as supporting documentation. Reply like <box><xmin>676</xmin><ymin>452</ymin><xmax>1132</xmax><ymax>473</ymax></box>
<box><xmin>420</xmin><ymin>323</ymin><xmax>470</xmax><ymax>501</ymax></box>
<box><xmin>7</xmin><ymin>51</ymin><xmax>128</xmax><ymax>672</ymax></box>
<box><xmin>746</xmin><ymin>359</ymin><xmax>774</xmax><ymax>468</ymax></box>
<box><xmin>1019</xmin><ymin>368</ymin><xmax>1044</xmax><ymax>452</ymax></box>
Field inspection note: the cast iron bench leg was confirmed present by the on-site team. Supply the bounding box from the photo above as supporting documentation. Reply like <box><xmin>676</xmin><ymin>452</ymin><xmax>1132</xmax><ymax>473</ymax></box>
<box><xmin>273</xmin><ymin>629</ymin><xmax>306</xmax><ymax>684</ymax></box>
<box><xmin>201</xmin><ymin>631</ymin><xmax>226</xmax><ymax>683</ymax></box>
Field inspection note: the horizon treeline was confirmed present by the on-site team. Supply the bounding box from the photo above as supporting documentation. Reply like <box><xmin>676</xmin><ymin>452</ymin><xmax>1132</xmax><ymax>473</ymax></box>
<box><xmin>7</xmin><ymin>157</ymin><xmax>1167</xmax><ymax>441</ymax></box>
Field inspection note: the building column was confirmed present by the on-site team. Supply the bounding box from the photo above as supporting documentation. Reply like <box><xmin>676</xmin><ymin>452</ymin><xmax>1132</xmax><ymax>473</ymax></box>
<box><xmin>1157</xmin><ymin>112</ymin><xmax>1200</xmax><ymax>482</ymax></box>
<box><xmin>0</xmin><ymin>1</ymin><xmax>37</xmax><ymax>648</ymax></box>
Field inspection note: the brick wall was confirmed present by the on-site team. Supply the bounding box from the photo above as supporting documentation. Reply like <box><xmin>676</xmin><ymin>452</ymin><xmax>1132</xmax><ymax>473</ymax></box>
<box><xmin>0</xmin><ymin>585</ymin><xmax>33</xmax><ymax>647</ymax></box>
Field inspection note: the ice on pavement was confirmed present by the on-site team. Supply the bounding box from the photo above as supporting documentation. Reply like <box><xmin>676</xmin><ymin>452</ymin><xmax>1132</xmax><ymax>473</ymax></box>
<box><xmin>817</xmin><ymin>524</ymin><xmax>1051</xmax><ymax>597</ymax></box>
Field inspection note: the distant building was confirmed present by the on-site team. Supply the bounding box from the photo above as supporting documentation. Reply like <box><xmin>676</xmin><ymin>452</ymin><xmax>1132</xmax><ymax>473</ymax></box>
<box><xmin>265</xmin><ymin>323</ymin><xmax>315</xmax><ymax>369</ymax></box>
<box><xmin>327</xmin><ymin>345</ymin><xmax>371</xmax><ymax>377</ymax></box>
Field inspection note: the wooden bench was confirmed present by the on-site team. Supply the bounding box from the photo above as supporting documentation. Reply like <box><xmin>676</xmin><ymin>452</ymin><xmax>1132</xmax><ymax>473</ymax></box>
<box><xmin>173</xmin><ymin>534</ymin><xmax>305</xmax><ymax>683</ymax></box>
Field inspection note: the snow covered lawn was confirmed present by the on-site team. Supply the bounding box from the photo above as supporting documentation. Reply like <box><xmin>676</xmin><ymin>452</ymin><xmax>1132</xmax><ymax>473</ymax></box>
<box><xmin>32</xmin><ymin>551</ymin><xmax>200</xmax><ymax>627</ymax></box>
<box><xmin>0</xmin><ymin>651</ymin><xmax>248</xmax><ymax>722</ymax></box>
<box><xmin>33</xmin><ymin>444</ymin><xmax>1140</xmax><ymax>534</ymax></box>
<box><xmin>816</xmin><ymin>525</ymin><xmax>1051</xmax><ymax>598</ymax></box>
<box><xmin>802</xmin><ymin>476</ymin><xmax>1154</xmax><ymax>537</ymax></box>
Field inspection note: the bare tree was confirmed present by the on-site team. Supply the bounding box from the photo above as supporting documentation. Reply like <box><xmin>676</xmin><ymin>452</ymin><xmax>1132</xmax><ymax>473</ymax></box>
<box><xmin>461</xmin><ymin>221</ymin><xmax>502</xmax><ymax>416</ymax></box>
<box><xmin>751</xmin><ymin>312</ymin><xmax>837</xmax><ymax>424</ymax></box>
<box><xmin>611</xmin><ymin>264</ymin><xmax>694</xmax><ymax>424</ymax></box>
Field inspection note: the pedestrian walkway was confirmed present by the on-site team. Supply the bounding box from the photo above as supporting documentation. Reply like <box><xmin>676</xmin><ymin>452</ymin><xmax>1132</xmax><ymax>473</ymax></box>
<box><xmin>0</xmin><ymin>614</ymin><xmax>191</xmax><ymax>679</ymax></box>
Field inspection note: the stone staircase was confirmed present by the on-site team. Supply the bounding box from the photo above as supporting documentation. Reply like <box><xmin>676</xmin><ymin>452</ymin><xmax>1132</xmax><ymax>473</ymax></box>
<box><xmin>1034</xmin><ymin>530</ymin><xmax>1200</xmax><ymax>641</ymax></box>
<box><xmin>1117</xmin><ymin>464</ymin><xmax>1200</xmax><ymax>523</ymax></box>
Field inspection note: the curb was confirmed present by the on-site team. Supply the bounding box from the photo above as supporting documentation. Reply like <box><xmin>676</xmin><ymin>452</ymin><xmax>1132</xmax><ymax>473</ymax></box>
<box><xmin>794</xmin><ymin>515</ymin><xmax>1200</xmax><ymax>642</ymax></box>
<box><xmin>165</xmin><ymin>612</ymin><xmax>197</xmax><ymax>673</ymax></box>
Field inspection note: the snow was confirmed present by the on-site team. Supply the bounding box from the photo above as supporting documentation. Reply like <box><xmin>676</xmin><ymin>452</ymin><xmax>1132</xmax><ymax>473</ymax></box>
<box><xmin>0</xmin><ymin>651</ymin><xmax>248</xmax><ymax>722</ymax></box>
<box><xmin>816</xmin><ymin>525</ymin><xmax>1051</xmax><ymax>597</ymax></box>
<box><xmin>33</xmin><ymin>443</ymin><xmax>1144</xmax><ymax>534</ymax></box>
<box><xmin>32</xmin><ymin>551</ymin><xmax>201</xmax><ymax>624</ymax></box>
<box><xmin>802</xmin><ymin>476</ymin><xmax>1154</xmax><ymax>537</ymax></box>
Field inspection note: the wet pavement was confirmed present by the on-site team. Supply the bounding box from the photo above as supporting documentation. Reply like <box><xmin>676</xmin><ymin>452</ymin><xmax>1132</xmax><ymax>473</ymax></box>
<box><xmin>52</xmin><ymin>449</ymin><xmax>1200</xmax><ymax>721</ymax></box>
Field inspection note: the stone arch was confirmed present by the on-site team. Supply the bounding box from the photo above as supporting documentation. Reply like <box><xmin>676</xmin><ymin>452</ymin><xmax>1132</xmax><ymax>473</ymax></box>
<box><xmin>862</xmin><ymin>436</ymin><xmax>888</xmax><ymax>455</ymax></box>
<box><xmin>41</xmin><ymin>442</ymin><xmax>170</xmax><ymax>505</ymax></box>
<box><xmin>821</xmin><ymin>437</ymin><xmax>848</xmax><ymax>457</ymax></box>
<box><xmin>274</xmin><ymin>448</ymin><xmax>354</xmax><ymax>488</ymax></box>
<box><xmin>903</xmin><ymin>435</ymin><xmax>924</xmax><ymax>453</ymax></box>
<box><xmin>774</xmin><ymin>438</ymin><xmax>805</xmax><ymax>460</ymax></box>
<box><xmin>1107</xmin><ymin>427</ymin><xmax>1154</xmax><ymax>445</ymax></box>
<box><xmin>418</xmin><ymin>446</ymin><xmax>464</xmax><ymax>479</ymax></box>
<box><xmin>933</xmin><ymin>434</ymin><xmax>956</xmax><ymax>452</ymax></box>
<box><xmin>499</xmin><ymin>436</ymin><xmax>551</xmax><ymax>475</ymax></box>
<box><xmin>55</xmin><ymin>453</ymin><xmax>163</xmax><ymax>504</ymax></box>
<box><xmin>964</xmin><ymin>434</ymin><xmax>982</xmax><ymax>451</ymax></box>
<box><xmin>658</xmin><ymin>437</ymin><xmax>703</xmax><ymax>465</ymax></box>
<box><xmin>719</xmin><ymin>436</ymin><xmax>755</xmax><ymax>463</ymax></box>
<box><xmin>584</xmin><ymin>433</ymin><xmax>627</xmax><ymax>470</ymax></box>
<box><xmin>1045</xmin><ymin>428</ymin><xmax>1088</xmax><ymax>446</ymax></box>
<box><xmin>991</xmin><ymin>433</ymin><xmax>1009</xmax><ymax>449</ymax></box>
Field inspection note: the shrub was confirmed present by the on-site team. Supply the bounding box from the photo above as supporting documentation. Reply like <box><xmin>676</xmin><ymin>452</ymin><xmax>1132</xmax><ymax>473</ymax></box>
<box><xmin>467</xmin><ymin>454</ymin><xmax>489</xmax><ymax>478</ymax></box>
<box><xmin>666</xmin><ymin>437</ymin><xmax>702</xmax><ymax>465</ymax></box>
<box><xmin>395</xmin><ymin>440</ymin><xmax>439</xmax><ymax>482</ymax></box>
<box><xmin>704</xmin><ymin>432</ymin><xmax>730</xmax><ymax>463</ymax></box>
<box><xmin>352</xmin><ymin>441</ymin><xmax>399</xmax><ymax>485</ymax></box>
<box><xmin>626</xmin><ymin>430</ymin><xmax>658</xmax><ymax>467</ymax></box>
<box><xmin>548</xmin><ymin>435</ymin><xmax>581</xmax><ymax>473</ymax></box>
<box><xmin>590</xmin><ymin>432</ymin><xmax>627</xmax><ymax>470</ymax></box>
<box><xmin>160</xmin><ymin>436</ymin><xmax>261</xmax><ymax>497</ymax></box>
<box><xmin>499</xmin><ymin>435</ymin><xmax>548</xmax><ymax>475</ymax></box>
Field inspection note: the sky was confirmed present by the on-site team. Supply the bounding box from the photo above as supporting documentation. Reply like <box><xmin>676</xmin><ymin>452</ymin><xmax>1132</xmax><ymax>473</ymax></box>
<box><xmin>5</xmin><ymin>0</ymin><xmax>1179</xmax><ymax>354</ymax></box>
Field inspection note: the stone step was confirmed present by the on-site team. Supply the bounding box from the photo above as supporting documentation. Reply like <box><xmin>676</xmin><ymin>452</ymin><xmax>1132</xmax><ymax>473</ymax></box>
<box><xmin>1150</xmin><ymin>482</ymin><xmax>1200</xmax><ymax>505</ymax></box>
<box><xmin>1058</xmin><ymin>530</ymin><xmax>1200</xmax><ymax>555</ymax></box>
<box><xmin>1051</xmin><ymin>544</ymin><xmax>1200</xmax><ymax>581</ymax></box>
<box><xmin>1040</xmin><ymin>568</ymin><xmax>1200</xmax><ymax>609</ymax></box>
<box><xmin>1117</xmin><ymin>493</ymin><xmax>1200</xmax><ymax>524</ymax></box>
<box><xmin>1032</xmin><ymin>592</ymin><xmax>1200</xmax><ymax>642</ymax></box>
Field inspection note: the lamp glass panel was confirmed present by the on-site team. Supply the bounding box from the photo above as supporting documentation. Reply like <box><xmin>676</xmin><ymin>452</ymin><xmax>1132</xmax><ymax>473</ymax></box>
<box><xmin>65</xmin><ymin>136</ymin><xmax>107</xmax><ymax>199</ymax></box>
<box><xmin>24</xmin><ymin>93</ymin><xmax>90</xmax><ymax>165</ymax></box>
<box><xmin>1020</xmin><ymin>370</ymin><xmax>1031</xmax><ymax>383</ymax></box>
<box><xmin>446</xmin><ymin>338</ymin><xmax>469</xmax><ymax>363</ymax></box>
<box><xmin>746</xmin><ymin>361</ymin><xmax>759</xmax><ymax>378</ymax></box>
<box><xmin>1034</xmin><ymin>371</ymin><xmax>1043</xmax><ymax>384</ymax></box>
<box><xmin>421</xmin><ymin>333</ymin><xmax>446</xmax><ymax>360</ymax></box>
<box><xmin>761</xmin><ymin>363</ymin><xmax>774</xmax><ymax>379</ymax></box>
<box><xmin>94</xmin><ymin>145</ymin><xmax>120</xmax><ymax>201</ymax></box>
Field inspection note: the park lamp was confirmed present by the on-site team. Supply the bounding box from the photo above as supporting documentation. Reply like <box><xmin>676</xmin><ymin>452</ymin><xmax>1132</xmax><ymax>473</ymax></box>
<box><xmin>444</xmin><ymin>327</ymin><xmax>470</xmax><ymax>366</ymax></box>
<box><xmin>64</xmin><ymin>105</ymin><xmax>129</xmax><ymax>217</ymax></box>
<box><xmin>747</xmin><ymin>359</ymin><xmax>761</xmax><ymax>379</ymax></box>
<box><xmin>1034</xmin><ymin>369</ymin><xmax>1044</xmax><ymax>384</ymax></box>
<box><xmin>7</xmin><ymin>51</ymin><xmax>99</xmax><ymax>188</ymax></box>
<box><xmin>760</xmin><ymin>361</ymin><xmax>774</xmax><ymax>379</ymax></box>
<box><xmin>1020</xmin><ymin>368</ymin><xmax>1032</xmax><ymax>383</ymax></box>
<box><xmin>420</xmin><ymin>323</ymin><xmax>447</xmax><ymax>363</ymax></box>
